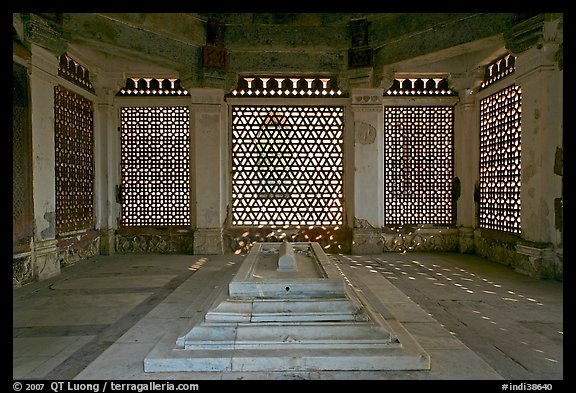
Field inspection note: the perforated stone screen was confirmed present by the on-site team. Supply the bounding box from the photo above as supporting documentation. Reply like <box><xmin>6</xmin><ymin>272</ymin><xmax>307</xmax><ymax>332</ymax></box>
<box><xmin>54</xmin><ymin>85</ymin><xmax>95</xmax><ymax>233</ymax></box>
<box><xmin>231</xmin><ymin>105</ymin><xmax>344</xmax><ymax>226</ymax></box>
<box><xmin>384</xmin><ymin>106</ymin><xmax>454</xmax><ymax>226</ymax></box>
<box><xmin>479</xmin><ymin>85</ymin><xmax>522</xmax><ymax>234</ymax></box>
<box><xmin>120</xmin><ymin>106</ymin><xmax>190</xmax><ymax>226</ymax></box>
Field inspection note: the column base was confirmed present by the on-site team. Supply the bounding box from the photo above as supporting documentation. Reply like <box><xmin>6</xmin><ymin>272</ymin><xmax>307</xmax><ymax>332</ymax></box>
<box><xmin>352</xmin><ymin>228</ymin><xmax>383</xmax><ymax>254</ymax></box>
<box><xmin>99</xmin><ymin>228</ymin><xmax>116</xmax><ymax>255</ymax></box>
<box><xmin>194</xmin><ymin>228</ymin><xmax>224</xmax><ymax>255</ymax></box>
<box><xmin>33</xmin><ymin>238</ymin><xmax>60</xmax><ymax>281</ymax></box>
<box><xmin>458</xmin><ymin>226</ymin><xmax>475</xmax><ymax>254</ymax></box>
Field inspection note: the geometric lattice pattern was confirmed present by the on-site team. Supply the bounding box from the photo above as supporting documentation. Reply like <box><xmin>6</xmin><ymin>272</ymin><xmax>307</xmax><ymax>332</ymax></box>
<box><xmin>385</xmin><ymin>77</ymin><xmax>456</xmax><ymax>96</ymax></box>
<box><xmin>479</xmin><ymin>84</ymin><xmax>522</xmax><ymax>234</ymax></box>
<box><xmin>120</xmin><ymin>106</ymin><xmax>190</xmax><ymax>226</ymax></box>
<box><xmin>231</xmin><ymin>105</ymin><xmax>344</xmax><ymax>226</ymax></box>
<box><xmin>480</xmin><ymin>53</ymin><xmax>516</xmax><ymax>90</ymax></box>
<box><xmin>116</xmin><ymin>78</ymin><xmax>190</xmax><ymax>97</ymax></box>
<box><xmin>384</xmin><ymin>106</ymin><xmax>454</xmax><ymax>226</ymax></box>
<box><xmin>54</xmin><ymin>85</ymin><xmax>95</xmax><ymax>233</ymax></box>
<box><xmin>58</xmin><ymin>53</ymin><xmax>95</xmax><ymax>93</ymax></box>
<box><xmin>228</xmin><ymin>76</ymin><xmax>344</xmax><ymax>98</ymax></box>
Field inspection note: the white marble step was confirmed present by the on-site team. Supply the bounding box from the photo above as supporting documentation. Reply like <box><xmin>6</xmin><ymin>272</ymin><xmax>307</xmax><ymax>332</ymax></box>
<box><xmin>229</xmin><ymin>278</ymin><xmax>346</xmax><ymax>298</ymax></box>
<box><xmin>178</xmin><ymin>321</ymin><xmax>399</xmax><ymax>350</ymax></box>
<box><xmin>146</xmin><ymin>346</ymin><xmax>430</xmax><ymax>373</ymax></box>
<box><xmin>204</xmin><ymin>298</ymin><xmax>367</xmax><ymax>323</ymax></box>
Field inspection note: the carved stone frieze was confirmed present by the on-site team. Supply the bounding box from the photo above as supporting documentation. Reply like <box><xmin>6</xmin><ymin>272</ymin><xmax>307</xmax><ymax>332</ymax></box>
<box><xmin>58</xmin><ymin>236</ymin><xmax>100</xmax><ymax>268</ymax></box>
<box><xmin>22</xmin><ymin>13</ymin><xmax>67</xmax><ymax>55</ymax></box>
<box><xmin>115</xmin><ymin>233</ymin><xmax>194</xmax><ymax>254</ymax></box>
<box><xmin>352</xmin><ymin>224</ymin><xmax>461</xmax><ymax>254</ymax></box>
<box><xmin>381</xmin><ymin>228</ymin><xmax>459</xmax><ymax>253</ymax></box>
<box><xmin>352</xmin><ymin>95</ymin><xmax>382</xmax><ymax>105</ymax></box>
<box><xmin>13</xmin><ymin>253</ymin><xmax>33</xmax><ymax>287</ymax></box>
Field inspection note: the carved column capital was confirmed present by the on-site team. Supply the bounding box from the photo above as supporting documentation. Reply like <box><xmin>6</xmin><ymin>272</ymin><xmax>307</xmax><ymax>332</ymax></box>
<box><xmin>21</xmin><ymin>13</ymin><xmax>68</xmax><ymax>56</ymax></box>
<box><xmin>504</xmin><ymin>13</ymin><xmax>563</xmax><ymax>66</ymax></box>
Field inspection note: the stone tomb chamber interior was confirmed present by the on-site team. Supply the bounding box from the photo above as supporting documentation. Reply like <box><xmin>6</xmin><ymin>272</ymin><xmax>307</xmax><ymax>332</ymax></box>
<box><xmin>12</xmin><ymin>12</ymin><xmax>563</xmax><ymax>286</ymax></box>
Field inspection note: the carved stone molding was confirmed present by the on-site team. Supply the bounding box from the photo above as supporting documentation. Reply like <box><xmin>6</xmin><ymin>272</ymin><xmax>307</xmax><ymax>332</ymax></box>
<box><xmin>189</xmin><ymin>88</ymin><xmax>225</xmax><ymax>106</ymax></box>
<box><xmin>352</xmin><ymin>94</ymin><xmax>382</xmax><ymax>105</ymax></box>
<box><xmin>351</xmin><ymin>91</ymin><xmax>383</xmax><ymax>112</ymax></box>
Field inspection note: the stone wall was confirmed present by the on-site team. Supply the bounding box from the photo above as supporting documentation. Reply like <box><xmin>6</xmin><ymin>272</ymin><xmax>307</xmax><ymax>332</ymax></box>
<box><xmin>473</xmin><ymin>229</ymin><xmax>563</xmax><ymax>281</ymax></box>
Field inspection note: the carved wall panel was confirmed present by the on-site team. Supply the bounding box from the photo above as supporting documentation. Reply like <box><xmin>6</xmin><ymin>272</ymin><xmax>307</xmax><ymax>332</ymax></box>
<box><xmin>54</xmin><ymin>85</ymin><xmax>95</xmax><ymax>234</ymax></box>
<box><xmin>115</xmin><ymin>232</ymin><xmax>194</xmax><ymax>254</ymax></box>
<box><xmin>13</xmin><ymin>62</ymin><xmax>34</xmax><ymax>249</ymax></box>
<box><xmin>13</xmin><ymin>254</ymin><xmax>33</xmax><ymax>287</ymax></box>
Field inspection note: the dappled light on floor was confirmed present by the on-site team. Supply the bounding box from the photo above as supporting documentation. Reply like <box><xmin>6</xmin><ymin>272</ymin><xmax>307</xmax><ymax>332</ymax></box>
<box><xmin>188</xmin><ymin>257</ymin><xmax>208</xmax><ymax>271</ymax></box>
<box><xmin>332</xmin><ymin>253</ymin><xmax>560</xmax><ymax>370</ymax></box>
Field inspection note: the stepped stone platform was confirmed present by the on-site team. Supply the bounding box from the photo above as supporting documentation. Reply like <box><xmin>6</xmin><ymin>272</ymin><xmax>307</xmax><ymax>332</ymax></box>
<box><xmin>144</xmin><ymin>241</ymin><xmax>430</xmax><ymax>372</ymax></box>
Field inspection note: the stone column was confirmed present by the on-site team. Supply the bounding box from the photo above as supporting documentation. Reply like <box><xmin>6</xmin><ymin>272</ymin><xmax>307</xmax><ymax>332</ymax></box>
<box><xmin>514</xmin><ymin>46</ymin><xmax>562</xmax><ymax>245</ymax></box>
<box><xmin>93</xmin><ymin>73</ymin><xmax>123</xmax><ymax>254</ymax></box>
<box><xmin>189</xmin><ymin>88</ymin><xmax>227</xmax><ymax>254</ymax></box>
<box><xmin>29</xmin><ymin>44</ymin><xmax>60</xmax><ymax>280</ymax></box>
<box><xmin>505</xmin><ymin>14</ymin><xmax>563</xmax><ymax>279</ymax></box>
<box><xmin>351</xmin><ymin>88</ymin><xmax>385</xmax><ymax>254</ymax></box>
<box><xmin>450</xmin><ymin>69</ymin><xmax>484</xmax><ymax>253</ymax></box>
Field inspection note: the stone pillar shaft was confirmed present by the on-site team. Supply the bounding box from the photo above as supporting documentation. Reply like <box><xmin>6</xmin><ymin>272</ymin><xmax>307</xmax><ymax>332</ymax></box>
<box><xmin>515</xmin><ymin>46</ymin><xmax>563</xmax><ymax>245</ymax></box>
<box><xmin>29</xmin><ymin>43</ymin><xmax>60</xmax><ymax>280</ymax></box>
<box><xmin>93</xmin><ymin>79</ymin><xmax>121</xmax><ymax>254</ymax></box>
<box><xmin>351</xmin><ymin>88</ymin><xmax>384</xmax><ymax>228</ymax></box>
<box><xmin>453</xmin><ymin>99</ymin><xmax>478</xmax><ymax>228</ymax></box>
<box><xmin>190</xmin><ymin>88</ymin><xmax>226</xmax><ymax>254</ymax></box>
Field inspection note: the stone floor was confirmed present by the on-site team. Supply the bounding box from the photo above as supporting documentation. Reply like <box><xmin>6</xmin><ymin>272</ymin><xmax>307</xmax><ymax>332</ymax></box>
<box><xmin>13</xmin><ymin>251</ymin><xmax>563</xmax><ymax>382</ymax></box>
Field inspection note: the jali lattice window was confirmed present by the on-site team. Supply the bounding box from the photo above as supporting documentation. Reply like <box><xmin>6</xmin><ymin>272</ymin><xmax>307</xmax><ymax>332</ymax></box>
<box><xmin>120</xmin><ymin>107</ymin><xmax>190</xmax><ymax>226</ymax></box>
<box><xmin>384</xmin><ymin>106</ymin><xmax>454</xmax><ymax>225</ymax></box>
<box><xmin>54</xmin><ymin>85</ymin><xmax>95</xmax><ymax>233</ymax></box>
<box><xmin>479</xmin><ymin>85</ymin><xmax>522</xmax><ymax>234</ymax></box>
<box><xmin>231</xmin><ymin>106</ymin><xmax>344</xmax><ymax>226</ymax></box>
